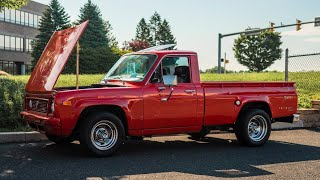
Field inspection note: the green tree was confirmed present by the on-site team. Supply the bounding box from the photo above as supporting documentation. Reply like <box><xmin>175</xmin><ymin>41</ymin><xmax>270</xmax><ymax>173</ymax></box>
<box><xmin>104</xmin><ymin>20</ymin><xmax>118</xmax><ymax>48</ymax></box>
<box><xmin>233</xmin><ymin>31</ymin><xmax>282</xmax><ymax>72</ymax></box>
<box><xmin>0</xmin><ymin>0</ymin><xmax>28</xmax><ymax>12</ymax></box>
<box><xmin>135</xmin><ymin>18</ymin><xmax>152</xmax><ymax>43</ymax></box>
<box><xmin>158</xmin><ymin>19</ymin><xmax>176</xmax><ymax>45</ymax></box>
<box><xmin>31</xmin><ymin>0</ymin><xmax>70</xmax><ymax>69</ymax></box>
<box><xmin>64</xmin><ymin>0</ymin><xmax>119</xmax><ymax>74</ymax></box>
<box><xmin>149</xmin><ymin>12</ymin><xmax>162</xmax><ymax>46</ymax></box>
<box><xmin>77</xmin><ymin>0</ymin><xmax>108</xmax><ymax>48</ymax></box>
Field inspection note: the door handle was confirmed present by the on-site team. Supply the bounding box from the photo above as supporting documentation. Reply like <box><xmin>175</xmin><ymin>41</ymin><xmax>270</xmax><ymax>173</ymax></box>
<box><xmin>161</xmin><ymin>98</ymin><xmax>168</xmax><ymax>102</ymax></box>
<box><xmin>185</xmin><ymin>89</ymin><xmax>196</xmax><ymax>93</ymax></box>
<box><xmin>158</xmin><ymin>86</ymin><xmax>166</xmax><ymax>91</ymax></box>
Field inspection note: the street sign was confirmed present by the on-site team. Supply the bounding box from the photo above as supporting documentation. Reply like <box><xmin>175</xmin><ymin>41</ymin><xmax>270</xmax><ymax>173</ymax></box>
<box><xmin>315</xmin><ymin>17</ymin><xmax>320</xmax><ymax>27</ymax></box>
<box><xmin>244</xmin><ymin>28</ymin><xmax>261</xmax><ymax>36</ymax></box>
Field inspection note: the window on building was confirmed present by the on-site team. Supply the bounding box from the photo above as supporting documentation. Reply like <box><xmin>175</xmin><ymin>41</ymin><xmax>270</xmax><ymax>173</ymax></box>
<box><xmin>0</xmin><ymin>35</ymin><xmax>33</xmax><ymax>52</ymax></box>
<box><xmin>0</xmin><ymin>9</ymin><xmax>4</xmax><ymax>21</ymax></box>
<box><xmin>4</xmin><ymin>8</ymin><xmax>10</xmax><ymax>22</ymax></box>
<box><xmin>16</xmin><ymin>10</ymin><xmax>21</xmax><ymax>24</ymax></box>
<box><xmin>10</xmin><ymin>9</ymin><xmax>15</xmax><ymax>23</ymax></box>
<box><xmin>21</xmin><ymin>11</ymin><xmax>25</xmax><ymax>25</ymax></box>
<box><xmin>29</xmin><ymin>13</ymin><xmax>34</xmax><ymax>27</ymax></box>
<box><xmin>25</xmin><ymin>12</ymin><xmax>29</xmax><ymax>26</ymax></box>
<box><xmin>0</xmin><ymin>8</ymin><xmax>42</xmax><ymax>29</ymax></box>
<box><xmin>16</xmin><ymin>37</ymin><xmax>21</xmax><ymax>51</ymax></box>
<box><xmin>10</xmin><ymin>37</ymin><xmax>15</xmax><ymax>51</ymax></box>
<box><xmin>0</xmin><ymin>35</ymin><xmax>4</xmax><ymax>50</ymax></box>
<box><xmin>4</xmin><ymin>36</ymin><xmax>9</xmax><ymax>50</ymax></box>
<box><xmin>26</xmin><ymin>39</ymin><xmax>33</xmax><ymax>52</ymax></box>
<box><xmin>34</xmin><ymin>15</ymin><xmax>38</xmax><ymax>28</ymax></box>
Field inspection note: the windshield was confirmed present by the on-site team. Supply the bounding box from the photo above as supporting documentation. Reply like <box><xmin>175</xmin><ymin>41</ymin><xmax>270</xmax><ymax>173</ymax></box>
<box><xmin>103</xmin><ymin>54</ymin><xmax>157</xmax><ymax>82</ymax></box>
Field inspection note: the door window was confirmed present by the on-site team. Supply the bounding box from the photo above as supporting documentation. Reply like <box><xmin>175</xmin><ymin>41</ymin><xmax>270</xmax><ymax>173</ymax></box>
<box><xmin>150</xmin><ymin>56</ymin><xmax>191</xmax><ymax>84</ymax></box>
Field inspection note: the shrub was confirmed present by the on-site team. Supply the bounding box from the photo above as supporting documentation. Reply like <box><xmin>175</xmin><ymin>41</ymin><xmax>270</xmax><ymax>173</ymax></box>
<box><xmin>0</xmin><ymin>78</ymin><xmax>26</xmax><ymax>130</ymax></box>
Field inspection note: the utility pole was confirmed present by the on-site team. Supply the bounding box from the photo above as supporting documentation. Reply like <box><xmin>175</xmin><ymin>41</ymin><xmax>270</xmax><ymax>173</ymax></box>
<box><xmin>224</xmin><ymin>52</ymin><xmax>227</xmax><ymax>74</ymax></box>
<box><xmin>218</xmin><ymin>33</ymin><xmax>222</xmax><ymax>74</ymax></box>
<box><xmin>217</xmin><ymin>19</ymin><xmax>320</xmax><ymax>74</ymax></box>
<box><xmin>76</xmin><ymin>42</ymin><xmax>80</xmax><ymax>90</ymax></box>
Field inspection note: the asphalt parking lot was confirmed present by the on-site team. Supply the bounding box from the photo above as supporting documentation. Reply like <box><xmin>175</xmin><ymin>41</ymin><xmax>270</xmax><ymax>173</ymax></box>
<box><xmin>0</xmin><ymin>129</ymin><xmax>320</xmax><ymax>180</ymax></box>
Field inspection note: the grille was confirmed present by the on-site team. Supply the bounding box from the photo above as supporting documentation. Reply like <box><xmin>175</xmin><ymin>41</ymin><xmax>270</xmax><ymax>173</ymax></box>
<box><xmin>28</xmin><ymin>99</ymin><xmax>49</xmax><ymax>114</ymax></box>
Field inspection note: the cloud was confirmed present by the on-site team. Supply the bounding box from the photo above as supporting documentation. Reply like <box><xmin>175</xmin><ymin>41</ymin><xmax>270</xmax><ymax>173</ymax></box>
<box><xmin>282</xmin><ymin>24</ymin><xmax>320</xmax><ymax>36</ymax></box>
<box><xmin>304</xmin><ymin>38</ymin><xmax>320</xmax><ymax>43</ymax></box>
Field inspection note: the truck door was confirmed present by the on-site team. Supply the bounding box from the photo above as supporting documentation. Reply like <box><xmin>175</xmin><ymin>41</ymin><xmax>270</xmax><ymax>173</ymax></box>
<box><xmin>143</xmin><ymin>56</ymin><xmax>198</xmax><ymax>129</ymax></box>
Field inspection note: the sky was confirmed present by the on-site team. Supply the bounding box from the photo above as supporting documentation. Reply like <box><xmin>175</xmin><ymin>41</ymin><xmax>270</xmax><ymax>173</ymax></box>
<box><xmin>33</xmin><ymin>0</ymin><xmax>320</xmax><ymax>71</ymax></box>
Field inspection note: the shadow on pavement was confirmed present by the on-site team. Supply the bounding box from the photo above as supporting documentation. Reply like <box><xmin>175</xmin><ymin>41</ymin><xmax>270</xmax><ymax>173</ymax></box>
<box><xmin>0</xmin><ymin>131</ymin><xmax>320</xmax><ymax>179</ymax></box>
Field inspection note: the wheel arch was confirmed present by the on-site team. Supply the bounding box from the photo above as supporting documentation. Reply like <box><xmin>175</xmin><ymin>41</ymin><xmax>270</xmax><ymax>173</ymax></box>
<box><xmin>75</xmin><ymin>105</ymin><xmax>128</xmax><ymax>136</ymax></box>
<box><xmin>238</xmin><ymin>101</ymin><xmax>272</xmax><ymax>120</ymax></box>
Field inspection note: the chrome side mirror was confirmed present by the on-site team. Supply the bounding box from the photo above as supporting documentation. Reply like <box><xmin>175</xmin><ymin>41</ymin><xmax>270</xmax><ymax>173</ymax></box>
<box><xmin>163</xmin><ymin>75</ymin><xmax>177</xmax><ymax>86</ymax></box>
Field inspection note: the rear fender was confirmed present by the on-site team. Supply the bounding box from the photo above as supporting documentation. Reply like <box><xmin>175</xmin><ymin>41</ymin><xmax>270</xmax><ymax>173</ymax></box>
<box><xmin>233</xmin><ymin>96</ymin><xmax>272</xmax><ymax>123</ymax></box>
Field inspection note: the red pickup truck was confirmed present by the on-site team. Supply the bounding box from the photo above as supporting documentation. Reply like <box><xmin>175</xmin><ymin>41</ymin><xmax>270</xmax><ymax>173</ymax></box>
<box><xmin>21</xmin><ymin>21</ymin><xmax>298</xmax><ymax>156</ymax></box>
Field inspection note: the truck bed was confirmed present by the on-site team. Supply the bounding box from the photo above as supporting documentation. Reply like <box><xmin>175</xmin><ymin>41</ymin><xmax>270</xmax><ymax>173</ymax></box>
<box><xmin>200</xmin><ymin>81</ymin><xmax>297</xmax><ymax>126</ymax></box>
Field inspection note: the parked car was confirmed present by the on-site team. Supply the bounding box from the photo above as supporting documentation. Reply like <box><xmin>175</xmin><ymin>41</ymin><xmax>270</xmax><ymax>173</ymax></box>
<box><xmin>21</xmin><ymin>21</ymin><xmax>298</xmax><ymax>156</ymax></box>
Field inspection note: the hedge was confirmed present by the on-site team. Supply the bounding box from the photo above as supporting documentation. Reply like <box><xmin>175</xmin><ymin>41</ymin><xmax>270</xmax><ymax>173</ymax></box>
<box><xmin>0</xmin><ymin>78</ymin><xmax>26</xmax><ymax>130</ymax></box>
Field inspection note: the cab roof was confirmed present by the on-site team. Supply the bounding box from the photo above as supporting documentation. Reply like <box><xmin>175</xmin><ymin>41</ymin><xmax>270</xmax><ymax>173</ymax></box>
<box><xmin>131</xmin><ymin>50</ymin><xmax>197</xmax><ymax>56</ymax></box>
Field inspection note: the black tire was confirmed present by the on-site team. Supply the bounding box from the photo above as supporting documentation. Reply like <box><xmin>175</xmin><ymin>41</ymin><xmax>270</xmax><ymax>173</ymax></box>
<box><xmin>235</xmin><ymin>109</ymin><xmax>271</xmax><ymax>147</ymax></box>
<box><xmin>46</xmin><ymin>134</ymin><xmax>74</xmax><ymax>144</ymax></box>
<box><xmin>188</xmin><ymin>127</ymin><xmax>211</xmax><ymax>139</ymax></box>
<box><xmin>80</xmin><ymin>112</ymin><xmax>125</xmax><ymax>157</ymax></box>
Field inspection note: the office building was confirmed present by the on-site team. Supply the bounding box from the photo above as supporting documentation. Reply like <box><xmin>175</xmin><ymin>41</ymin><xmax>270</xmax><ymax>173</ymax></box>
<box><xmin>0</xmin><ymin>0</ymin><xmax>47</xmax><ymax>75</ymax></box>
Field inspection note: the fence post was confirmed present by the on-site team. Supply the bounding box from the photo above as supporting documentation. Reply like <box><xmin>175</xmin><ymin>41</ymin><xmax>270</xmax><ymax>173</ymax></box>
<box><xmin>285</xmin><ymin>48</ymin><xmax>289</xmax><ymax>81</ymax></box>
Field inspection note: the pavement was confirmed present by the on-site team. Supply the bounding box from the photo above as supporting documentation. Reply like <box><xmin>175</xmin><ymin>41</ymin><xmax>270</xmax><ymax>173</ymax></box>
<box><xmin>0</xmin><ymin>129</ymin><xmax>320</xmax><ymax>180</ymax></box>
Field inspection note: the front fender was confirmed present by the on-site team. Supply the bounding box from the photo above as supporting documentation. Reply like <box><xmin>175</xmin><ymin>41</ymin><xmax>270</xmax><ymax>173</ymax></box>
<box><xmin>73</xmin><ymin>97</ymin><xmax>143</xmax><ymax>130</ymax></box>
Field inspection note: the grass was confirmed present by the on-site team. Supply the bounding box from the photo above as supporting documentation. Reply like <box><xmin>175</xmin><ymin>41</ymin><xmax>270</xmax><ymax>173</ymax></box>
<box><xmin>202</xmin><ymin>72</ymin><xmax>320</xmax><ymax>108</ymax></box>
<box><xmin>8</xmin><ymin>71</ymin><xmax>320</xmax><ymax>108</ymax></box>
<box><xmin>0</xmin><ymin>126</ymin><xmax>32</xmax><ymax>132</ymax></box>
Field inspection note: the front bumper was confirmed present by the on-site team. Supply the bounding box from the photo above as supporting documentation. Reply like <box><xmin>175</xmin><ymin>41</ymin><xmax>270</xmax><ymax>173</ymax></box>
<box><xmin>21</xmin><ymin>111</ymin><xmax>62</xmax><ymax>136</ymax></box>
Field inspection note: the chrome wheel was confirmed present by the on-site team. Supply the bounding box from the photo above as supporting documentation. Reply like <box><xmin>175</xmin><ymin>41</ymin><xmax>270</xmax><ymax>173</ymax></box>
<box><xmin>90</xmin><ymin>120</ymin><xmax>118</xmax><ymax>151</ymax></box>
<box><xmin>248</xmin><ymin>115</ymin><xmax>268</xmax><ymax>142</ymax></box>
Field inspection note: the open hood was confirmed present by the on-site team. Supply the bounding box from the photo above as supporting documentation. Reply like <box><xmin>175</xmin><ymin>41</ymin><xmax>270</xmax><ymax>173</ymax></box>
<box><xmin>26</xmin><ymin>21</ymin><xmax>89</xmax><ymax>93</ymax></box>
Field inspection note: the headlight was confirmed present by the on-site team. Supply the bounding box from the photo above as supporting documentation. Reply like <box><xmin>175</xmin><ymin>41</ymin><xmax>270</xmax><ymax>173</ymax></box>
<box><xmin>51</xmin><ymin>102</ymin><xmax>55</xmax><ymax>113</ymax></box>
<box><xmin>29</xmin><ymin>100</ymin><xmax>33</xmax><ymax>109</ymax></box>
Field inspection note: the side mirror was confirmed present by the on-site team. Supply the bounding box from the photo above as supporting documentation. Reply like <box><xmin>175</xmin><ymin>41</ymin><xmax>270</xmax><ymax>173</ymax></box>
<box><xmin>163</xmin><ymin>75</ymin><xmax>178</xmax><ymax>86</ymax></box>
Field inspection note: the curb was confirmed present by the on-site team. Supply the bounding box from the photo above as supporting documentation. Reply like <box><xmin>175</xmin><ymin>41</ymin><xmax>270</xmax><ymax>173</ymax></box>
<box><xmin>0</xmin><ymin>131</ymin><xmax>47</xmax><ymax>144</ymax></box>
<box><xmin>271</xmin><ymin>120</ymin><xmax>304</xmax><ymax>130</ymax></box>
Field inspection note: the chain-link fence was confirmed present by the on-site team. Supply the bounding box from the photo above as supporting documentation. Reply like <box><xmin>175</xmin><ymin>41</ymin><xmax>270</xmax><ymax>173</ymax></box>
<box><xmin>286</xmin><ymin>50</ymin><xmax>320</xmax><ymax>108</ymax></box>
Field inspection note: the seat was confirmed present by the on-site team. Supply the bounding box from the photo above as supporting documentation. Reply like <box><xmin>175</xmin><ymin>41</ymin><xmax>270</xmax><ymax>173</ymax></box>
<box><xmin>174</xmin><ymin>66</ymin><xmax>190</xmax><ymax>83</ymax></box>
<box><xmin>162</xmin><ymin>68</ymin><xmax>168</xmax><ymax>75</ymax></box>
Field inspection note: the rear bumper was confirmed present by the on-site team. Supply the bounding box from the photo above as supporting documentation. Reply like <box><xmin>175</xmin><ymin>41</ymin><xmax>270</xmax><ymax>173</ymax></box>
<box><xmin>21</xmin><ymin>111</ymin><xmax>62</xmax><ymax>136</ymax></box>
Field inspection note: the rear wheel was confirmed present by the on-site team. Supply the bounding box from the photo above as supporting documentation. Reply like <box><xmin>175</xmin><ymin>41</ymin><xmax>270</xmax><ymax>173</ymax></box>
<box><xmin>235</xmin><ymin>109</ymin><xmax>271</xmax><ymax>146</ymax></box>
<box><xmin>80</xmin><ymin>112</ymin><xmax>125</xmax><ymax>157</ymax></box>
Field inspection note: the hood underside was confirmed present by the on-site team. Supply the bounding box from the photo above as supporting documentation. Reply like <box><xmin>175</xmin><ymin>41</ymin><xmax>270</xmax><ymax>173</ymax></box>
<box><xmin>26</xmin><ymin>21</ymin><xmax>89</xmax><ymax>93</ymax></box>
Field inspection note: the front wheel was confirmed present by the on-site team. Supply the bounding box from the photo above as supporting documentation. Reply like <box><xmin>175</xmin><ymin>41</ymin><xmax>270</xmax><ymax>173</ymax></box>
<box><xmin>80</xmin><ymin>112</ymin><xmax>125</xmax><ymax>157</ymax></box>
<box><xmin>235</xmin><ymin>109</ymin><xmax>271</xmax><ymax>147</ymax></box>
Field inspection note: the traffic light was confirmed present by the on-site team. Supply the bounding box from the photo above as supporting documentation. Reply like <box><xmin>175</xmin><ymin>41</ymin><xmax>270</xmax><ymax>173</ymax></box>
<box><xmin>269</xmin><ymin>22</ymin><xmax>275</xmax><ymax>32</ymax></box>
<box><xmin>297</xmin><ymin>19</ymin><xmax>302</xmax><ymax>31</ymax></box>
